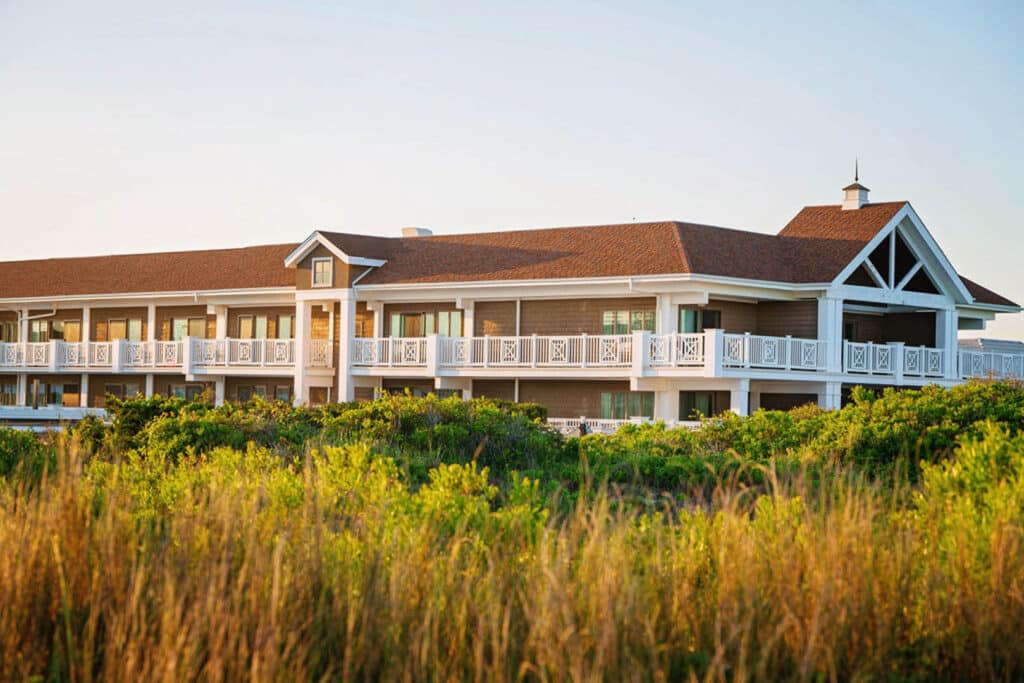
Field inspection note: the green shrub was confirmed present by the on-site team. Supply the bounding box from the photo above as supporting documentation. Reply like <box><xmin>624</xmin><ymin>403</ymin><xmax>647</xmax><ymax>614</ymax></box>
<box><xmin>0</xmin><ymin>427</ymin><xmax>53</xmax><ymax>481</ymax></box>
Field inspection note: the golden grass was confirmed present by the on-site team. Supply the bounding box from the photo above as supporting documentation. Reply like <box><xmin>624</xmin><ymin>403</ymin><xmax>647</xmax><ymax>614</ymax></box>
<box><xmin>0</xmin><ymin>441</ymin><xmax>1022</xmax><ymax>682</ymax></box>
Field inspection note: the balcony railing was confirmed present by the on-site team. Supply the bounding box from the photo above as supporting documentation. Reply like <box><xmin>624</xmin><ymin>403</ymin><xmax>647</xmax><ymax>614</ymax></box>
<box><xmin>0</xmin><ymin>338</ymin><xmax>315</xmax><ymax>371</ymax></box>
<box><xmin>438</xmin><ymin>334</ymin><xmax>633</xmax><ymax>368</ymax></box>
<box><xmin>959</xmin><ymin>350</ymin><xmax>1024</xmax><ymax>380</ymax></box>
<box><xmin>722</xmin><ymin>333</ymin><xmax>827</xmax><ymax>371</ymax></box>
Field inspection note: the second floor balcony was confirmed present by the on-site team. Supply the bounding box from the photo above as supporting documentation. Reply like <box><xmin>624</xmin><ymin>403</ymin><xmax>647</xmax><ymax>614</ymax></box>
<box><xmin>0</xmin><ymin>338</ymin><xmax>334</xmax><ymax>374</ymax></box>
<box><xmin>351</xmin><ymin>331</ymin><xmax>1020</xmax><ymax>383</ymax></box>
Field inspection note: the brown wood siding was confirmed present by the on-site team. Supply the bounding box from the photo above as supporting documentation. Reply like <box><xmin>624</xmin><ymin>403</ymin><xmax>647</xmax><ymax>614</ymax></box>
<box><xmin>517</xmin><ymin>380</ymin><xmax>631</xmax><ymax>418</ymax></box>
<box><xmin>90</xmin><ymin>307</ymin><xmax>150</xmax><ymax>342</ymax></box>
<box><xmin>472</xmin><ymin>379</ymin><xmax>516</xmax><ymax>402</ymax></box>
<box><xmin>705</xmin><ymin>300</ymin><xmax>758</xmax><ymax>334</ymax></box>
<box><xmin>520</xmin><ymin>298</ymin><xmax>655</xmax><ymax>336</ymax></box>
<box><xmin>355</xmin><ymin>301</ymin><xmax>373</xmax><ymax>337</ymax></box>
<box><xmin>756</xmin><ymin>300</ymin><xmax>818</xmax><ymax>338</ymax></box>
<box><xmin>226</xmin><ymin>306</ymin><xmax>295</xmax><ymax>338</ymax></box>
<box><xmin>382</xmin><ymin>302</ymin><xmax>460</xmax><ymax>336</ymax></box>
<box><xmin>86</xmin><ymin>374</ymin><xmax>149</xmax><ymax>408</ymax></box>
<box><xmin>842</xmin><ymin>312</ymin><xmax>935</xmax><ymax>346</ymax></box>
<box><xmin>310</xmin><ymin>307</ymin><xmax>331</xmax><ymax>340</ymax></box>
<box><xmin>474</xmin><ymin>301</ymin><xmax>517</xmax><ymax>336</ymax></box>
<box><xmin>155</xmin><ymin>306</ymin><xmax>215</xmax><ymax>341</ymax></box>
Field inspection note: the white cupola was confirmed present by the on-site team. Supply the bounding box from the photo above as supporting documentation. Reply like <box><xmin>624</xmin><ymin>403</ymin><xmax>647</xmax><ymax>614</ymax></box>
<box><xmin>841</xmin><ymin>161</ymin><xmax>870</xmax><ymax>210</ymax></box>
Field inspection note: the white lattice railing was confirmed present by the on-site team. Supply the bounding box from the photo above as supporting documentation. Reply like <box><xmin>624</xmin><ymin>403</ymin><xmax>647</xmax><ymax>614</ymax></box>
<box><xmin>308</xmin><ymin>339</ymin><xmax>333</xmax><ymax>368</ymax></box>
<box><xmin>843</xmin><ymin>341</ymin><xmax>895</xmax><ymax>375</ymax></box>
<box><xmin>155</xmin><ymin>341</ymin><xmax>184</xmax><ymax>367</ymax></box>
<box><xmin>959</xmin><ymin>350</ymin><xmax>1024</xmax><ymax>380</ymax></box>
<box><xmin>122</xmin><ymin>340</ymin><xmax>153</xmax><ymax>367</ymax></box>
<box><xmin>352</xmin><ymin>337</ymin><xmax>428</xmax><ymax>367</ymax></box>
<box><xmin>435</xmin><ymin>334</ymin><xmax>633</xmax><ymax>368</ymax></box>
<box><xmin>59</xmin><ymin>342</ymin><xmax>88</xmax><ymax>367</ymax></box>
<box><xmin>0</xmin><ymin>342</ymin><xmax>23</xmax><ymax>367</ymax></box>
<box><xmin>88</xmin><ymin>342</ymin><xmax>113</xmax><ymax>367</ymax></box>
<box><xmin>546</xmin><ymin>417</ymin><xmax>700</xmax><ymax>436</ymax></box>
<box><xmin>648</xmin><ymin>333</ymin><xmax>705</xmax><ymax>367</ymax></box>
<box><xmin>903</xmin><ymin>346</ymin><xmax>945</xmax><ymax>378</ymax></box>
<box><xmin>722</xmin><ymin>333</ymin><xmax>827</xmax><ymax>371</ymax></box>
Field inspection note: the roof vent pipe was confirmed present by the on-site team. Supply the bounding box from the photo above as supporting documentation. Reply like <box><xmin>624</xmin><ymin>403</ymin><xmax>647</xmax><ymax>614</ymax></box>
<box><xmin>401</xmin><ymin>226</ymin><xmax>433</xmax><ymax>237</ymax></box>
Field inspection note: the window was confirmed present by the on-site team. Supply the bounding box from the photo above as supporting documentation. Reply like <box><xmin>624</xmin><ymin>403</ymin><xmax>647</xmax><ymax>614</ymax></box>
<box><xmin>312</xmin><ymin>257</ymin><xmax>333</xmax><ymax>287</ymax></box>
<box><xmin>0</xmin><ymin>322</ymin><xmax>16</xmax><ymax>342</ymax></box>
<box><xmin>0</xmin><ymin>383</ymin><xmax>15</xmax><ymax>406</ymax></box>
<box><xmin>277</xmin><ymin>315</ymin><xmax>294</xmax><ymax>339</ymax></box>
<box><xmin>170</xmin><ymin>384</ymin><xmax>207</xmax><ymax>401</ymax></box>
<box><xmin>105</xmin><ymin>383</ymin><xmax>124</xmax><ymax>401</ymax></box>
<box><xmin>29</xmin><ymin>320</ymin><xmax>48</xmax><ymax>343</ymax></box>
<box><xmin>238</xmin><ymin>315</ymin><xmax>268</xmax><ymax>339</ymax></box>
<box><xmin>127</xmin><ymin>319</ymin><xmax>143</xmax><ymax>342</ymax></box>
<box><xmin>237</xmin><ymin>385</ymin><xmax>253</xmax><ymax>403</ymax></box>
<box><xmin>679</xmin><ymin>308</ymin><xmax>721</xmax><ymax>333</ymax></box>
<box><xmin>172</xmin><ymin>317</ymin><xmax>207</xmax><ymax>341</ymax></box>
<box><xmin>108</xmin><ymin>318</ymin><xmax>143</xmax><ymax>342</ymax></box>
<box><xmin>63</xmin><ymin>321</ymin><xmax>81</xmax><ymax>343</ymax></box>
<box><xmin>437</xmin><ymin>311</ymin><xmax>462</xmax><ymax>336</ymax></box>
<box><xmin>104</xmin><ymin>383</ymin><xmax>141</xmax><ymax>402</ymax></box>
<box><xmin>679</xmin><ymin>391</ymin><xmax>718</xmax><ymax>420</ymax></box>
<box><xmin>602</xmin><ymin>309</ymin><xmax>655</xmax><ymax>335</ymax></box>
<box><xmin>275</xmin><ymin>385</ymin><xmax>291</xmax><ymax>402</ymax></box>
<box><xmin>599</xmin><ymin>391</ymin><xmax>654</xmax><ymax>419</ymax></box>
<box><xmin>843</xmin><ymin>321</ymin><xmax>858</xmax><ymax>341</ymax></box>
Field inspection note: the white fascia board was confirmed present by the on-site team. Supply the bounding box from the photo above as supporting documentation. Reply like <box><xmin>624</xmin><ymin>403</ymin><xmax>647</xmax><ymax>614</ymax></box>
<box><xmin>901</xmin><ymin>204</ymin><xmax>974</xmax><ymax>303</ymax></box>
<box><xmin>284</xmin><ymin>231</ymin><xmax>387</xmax><ymax>268</ymax></box>
<box><xmin>0</xmin><ymin>287</ymin><xmax>297</xmax><ymax>308</ymax></box>
<box><xmin>830</xmin><ymin>284</ymin><xmax>954</xmax><ymax>309</ymax></box>
<box><xmin>356</xmin><ymin>273</ymin><xmax>829</xmax><ymax>303</ymax></box>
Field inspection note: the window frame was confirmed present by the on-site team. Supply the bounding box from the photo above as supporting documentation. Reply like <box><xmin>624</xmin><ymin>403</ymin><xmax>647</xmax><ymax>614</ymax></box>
<box><xmin>311</xmin><ymin>257</ymin><xmax>334</xmax><ymax>288</ymax></box>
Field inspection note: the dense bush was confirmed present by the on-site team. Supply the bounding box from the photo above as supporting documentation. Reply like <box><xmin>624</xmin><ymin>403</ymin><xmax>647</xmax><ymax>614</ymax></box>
<box><xmin>0</xmin><ymin>427</ymin><xmax>52</xmax><ymax>480</ymax></box>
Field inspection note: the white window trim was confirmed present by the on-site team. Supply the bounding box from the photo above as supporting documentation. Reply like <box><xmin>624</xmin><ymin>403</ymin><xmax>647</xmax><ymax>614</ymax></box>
<box><xmin>311</xmin><ymin>257</ymin><xmax>334</xmax><ymax>288</ymax></box>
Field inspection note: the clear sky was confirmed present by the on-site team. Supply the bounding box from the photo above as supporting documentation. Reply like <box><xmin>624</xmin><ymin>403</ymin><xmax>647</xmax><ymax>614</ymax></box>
<box><xmin>2</xmin><ymin>1</ymin><xmax>1021</xmax><ymax>337</ymax></box>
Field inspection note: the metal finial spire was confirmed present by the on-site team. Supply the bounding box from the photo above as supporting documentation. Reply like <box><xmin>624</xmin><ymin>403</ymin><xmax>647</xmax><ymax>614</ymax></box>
<box><xmin>854</xmin><ymin>158</ymin><xmax>859</xmax><ymax>182</ymax></box>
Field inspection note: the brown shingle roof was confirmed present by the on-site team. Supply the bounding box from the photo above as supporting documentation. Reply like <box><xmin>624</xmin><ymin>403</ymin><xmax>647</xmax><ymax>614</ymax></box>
<box><xmin>0</xmin><ymin>244</ymin><xmax>297</xmax><ymax>299</ymax></box>
<box><xmin>960</xmin><ymin>276</ymin><xmax>1019</xmax><ymax>307</ymax></box>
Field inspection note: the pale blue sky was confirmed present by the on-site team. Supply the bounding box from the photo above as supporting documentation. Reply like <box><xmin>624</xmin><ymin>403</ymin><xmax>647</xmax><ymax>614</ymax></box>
<box><xmin>1</xmin><ymin>1</ymin><xmax>1021</xmax><ymax>336</ymax></box>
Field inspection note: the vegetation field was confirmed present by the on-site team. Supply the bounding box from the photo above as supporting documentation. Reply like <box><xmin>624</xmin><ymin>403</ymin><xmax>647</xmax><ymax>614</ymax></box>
<box><xmin>1</xmin><ymin>382</ymin><xmax>1023</xmax><ymax>681</ymax></box>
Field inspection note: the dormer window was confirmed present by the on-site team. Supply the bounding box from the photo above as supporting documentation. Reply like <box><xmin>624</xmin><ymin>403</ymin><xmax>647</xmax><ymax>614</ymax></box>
<box><xmin>312</xmin><ymin>257</ymin><xmax>333</xmax><ymax>288</ymax></box>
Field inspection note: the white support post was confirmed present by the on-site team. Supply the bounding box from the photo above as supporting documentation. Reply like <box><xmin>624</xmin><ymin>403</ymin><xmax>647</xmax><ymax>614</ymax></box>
<box><xmin>80</xmin><ymin>373</ymin><xmax>90</xmax><ymax>408</ymax></box>
<box><xmin>16</xmin><ymin>373</ymin><xmax>27</xmax><ymax>407</ymax></box>
<box><xmin>891</xmin><ymin>342</ymin><xmax>905</xmax><ymax>385</ymax></box>
<box><xmin>656</xmin><ymin>295</ymin><xmax>676</xmax><ymax>334</ymax></box>
<box><xmin>729</xmin><ymin>379</ymin><xmax>750</xmax><ymax>417</ymax></box>
<box><xmin>514</xmin><ymin>378</ymin><xmax>520</xmax><ymax>403</ymax></box>
<box><xmin>515</xmin><ymin>299</ymin><xmax>522</xmax><ymax>336</ymax></box>
<box><xmin>817</xmin><ymin>296</ymin><xmax>844</xmax><ymax>373</ymax></box>
<box><xmin>425</xmin><ymin>333</ymin><xmax>440</xmax><ymax>378</ymax></box>
<box><xmin>145</xmin><ymin>374</ymin><xmax>154</xmax><ymax>398</ymax></box>
<box><xmin>47</xmin><ymin>339</ymin><xmax>59</xmax><ymax>373</ymax></box>
<box><xmin>81</xmin><ymin>306</ymin><xmax>91</xmax><ymax>348</ymax></box>
<box><xmin>654</xmin><ymin>390</ymin><xmax>677</xmax><ymax>423</ymax></box>
<box><xmin>462</xmin><ymin>301</ymin><xmax>474</xmax><ymax>338</ymax></box>
<box><xmin>214</xmin><ymin>377</ymin><xmax>226</xmax><ymax>406</ymax></box>
<box><xmin>293</xmin><ymin>302</ymin><xmax>310</xmax><ymax>406</ymax></box>
<box><xmin>935</xmin><ymin>309</ymin><xmax>959</xmax><ymax>379</ymax></box>
<box><xmin>631</xmin><ymin>330</ymin><xmax>649</xmax><ymax>377</ymax></box>
<box><xmin>18</xmin><ymin>308</ymin><xmax>27</xmax><ymax>346</ymax></box>
<box><xmin>112</xmin><ymin>338</ymin><xmax>125</xmax><ymax>373</ymax></box>
<box><xmin>819</xmin><ymin>381</ymin><xmax>842</xmax><ymax>411</ymax></box>
<box><xmin>703</xmin><ymin>329</ymin><xmax>724</xmax><ymax>377</ymax></box>
<box><xmin>337</xmin><ymin>291</ymin><xmax>356</xmax><ymax>403</ymax></box>
<box><xmin>147</xmin><ymin>304</ymin><xmax>157</xmax><ymax>342</ymax></box>
<box><xmin>182</xmin><ymin>336</ymin><xmax>195</xmax><ymax>377</ymax></box>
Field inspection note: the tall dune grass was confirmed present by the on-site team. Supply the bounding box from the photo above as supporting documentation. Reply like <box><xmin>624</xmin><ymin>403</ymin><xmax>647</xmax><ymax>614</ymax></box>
<box><xmin>1</xmin><ymin>426</ymin><xmax>1022</xmax><ymax>681</ymax></box>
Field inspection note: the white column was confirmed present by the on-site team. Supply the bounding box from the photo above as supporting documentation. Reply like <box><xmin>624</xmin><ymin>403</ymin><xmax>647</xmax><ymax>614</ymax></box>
<box><xmin>631</xmin><ymin>330</ymin><xmax>650</xmax><ymax>377</ymax></box>
<box><xmin>145</xmin><ymin>374</ymin><xmax>154</xmax><ymax>398</ymax></box>
<box><xmin>370</xmin><ymin>302</ymin><xmax>384</xmax><ymax>338</ymax></box>
<box><xmin>817</xmin><ymin>296</ymin><xmax>844</xmax><ymax>373</ymax></box>
<box><xmin>818</xmin><ymin>381</ymin><xmax>842</xmax><ymax>410</ymax></box>
<box><xmin>18</xmin><ymin>308</ymin><xmax>28</xmax><ymax>344</ymax></box>
<box><xmin>654</xmin><ymin>389</ymin><xmax>676</xmax><ymax>423</ymax></box>
<box><xmin>79</xmin><ymin>373</ymin><xmax>89</xmax><ymax>408</ymax></box>
<box><xmin>656</xmin><ymin>295</ymin><xmax>676</xmax><ymax>334</ymax></box>
<box><xmin>749</xmin><ymin>389</ymin><xmax>761</xmax><ymax>413</ymax></box>
<box><xmin>935</xmin><ymin>309</ymin><xmax>959</xmax><ymax>379</ymax></box>
<box><xmin>16</xmin><ymin>373</ymin><xmax>27</xmax><ymax>407</ymax></box>
<box><xmin>703</xmin><ymin>329</ymin><xmax>724</xmax><ymax>376</ymax></box>
<box><xmin>462</xmin><ymin>301</ymin><xmax>475</xmax><ymax>337</ymax></box>
<box><xmin>81</xmin><ymin>307</ymin><xmax>91</xmax><ymax>346</ymax></box>
<box><xmin>515</xmin><ymin>299</ymin><xmax>522</xmax><ymax>336</ymax></box>
<box><xmin>214</xmin><ymin>377</ymin><xmax>226</xmax><ymax>406</ymax></box>
<box><xmin>147</xmin><ymin>304</ymin><xmax>157</xmax><ymax>341</ymax></box>
<box><xmin>729</xmin><ymin>378</ymin><xmax>750</xmax><ymax>417</ymax></box>
<box><xmin>293</xmin><ymin>301</ymin><xmax>311</xmax><ymax>406</ymax></box>
<box><xmin>337</xmin><ymin>290</ymin><xmax>356</xmax><ymax>402</ymax></box>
